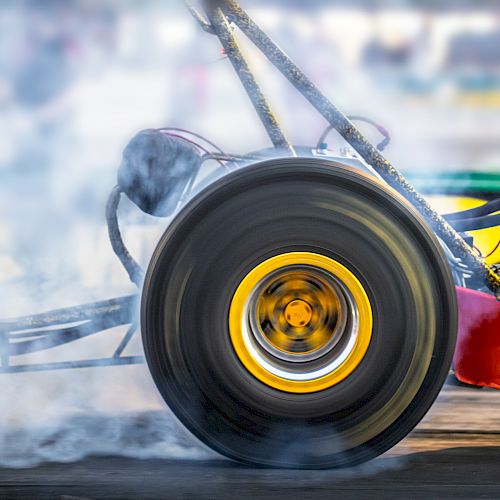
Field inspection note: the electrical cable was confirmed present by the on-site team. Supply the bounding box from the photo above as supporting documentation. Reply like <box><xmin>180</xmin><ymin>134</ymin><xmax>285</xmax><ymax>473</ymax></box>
<box><xmin>158</xmin><ymin>127</ymin><xmax>228</xmax><ymax>157</ymax></box>
<box><xmin>160</xmin><ymin>132</ymin><xmax>212</xmax><ymax>156</ymax></box>
<box><xmin>484</xmin><ymin>239</ymin><xmax>500</xmax><ymax>260</ymax></box>
<box><xmin>159</xmin><ymin>129</ymin><xmax>231</xmax><ymax>170</ymax></box>
<box><xmin>317</xmin><ymin>115</ymin><xmax>391</xmax><ymax>152</ymax></box>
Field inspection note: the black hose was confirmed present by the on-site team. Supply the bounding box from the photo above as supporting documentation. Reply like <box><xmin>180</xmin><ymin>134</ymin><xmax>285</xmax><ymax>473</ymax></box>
<box><xmin>444</xmin><ymin>198</ymin><xmax>500</xmax><ymax>222</ymax></box>
<box><xmin>450</xmin><ymin>213</ymin><xmax>500</xmax><ymax>232</ymax></box>
<box><xmin>106</xmin><ymin>186</ymin><xmax>144</xmax><ymax>287</ymax></box>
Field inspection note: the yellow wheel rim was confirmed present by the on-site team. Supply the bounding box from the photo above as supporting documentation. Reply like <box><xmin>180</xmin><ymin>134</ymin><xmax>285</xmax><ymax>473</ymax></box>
<box><xmin>229</xmin><ymin>252</ymin><xmax>373</xmax><ymax>393</ymax></box>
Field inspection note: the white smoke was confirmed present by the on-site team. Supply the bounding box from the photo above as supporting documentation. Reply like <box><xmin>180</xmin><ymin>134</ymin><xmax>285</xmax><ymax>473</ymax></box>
<box><xmin>0</xmin><ymin>0</ymin><xmax>498</xmax><ymax>469</ymax></box>
<box><xmin>0</xmin><ymin>358</ymin><xmax>216</xmax><ymax>468</ymax></box>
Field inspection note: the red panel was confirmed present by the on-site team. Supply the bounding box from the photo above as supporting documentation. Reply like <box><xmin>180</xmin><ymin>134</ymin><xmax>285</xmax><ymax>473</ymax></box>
<box><xmin>454</xmin><ymin>287</ymin><xmax>500</xmax><ymax>389</ymax></box>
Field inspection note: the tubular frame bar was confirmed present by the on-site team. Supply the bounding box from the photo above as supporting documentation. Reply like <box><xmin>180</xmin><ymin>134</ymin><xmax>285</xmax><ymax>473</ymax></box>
<box><xmin>0</xmin><ymin>356</ymin><xmax>145</xmax><ymax>374</ymax></box>
<box><xmin>203</xmin><ymin>3</ymin><xmax>295</xmax><ymax>154</ymax></box>
<box><xmin>201</xmin><ymin>0</ymin><xmax>500</xmax><ymax>297</ymax></box>
<box><xmin>0</xmin><ymin>295</ymin><xmax>140</xmax><ymax>373</ymax></box>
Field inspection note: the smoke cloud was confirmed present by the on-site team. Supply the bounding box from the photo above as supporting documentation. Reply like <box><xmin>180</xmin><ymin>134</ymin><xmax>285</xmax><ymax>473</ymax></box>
<box><xmin>0</xmin><ymin>0</ymin><xmax>498</xmax><ymax>469</ymax></box>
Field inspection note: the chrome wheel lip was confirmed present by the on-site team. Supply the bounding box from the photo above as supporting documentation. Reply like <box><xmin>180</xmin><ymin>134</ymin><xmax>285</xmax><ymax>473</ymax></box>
<box><xmin>241</xmin><ymin>265</ymin><xmax>360</xmax><ymax>382</ymax></box>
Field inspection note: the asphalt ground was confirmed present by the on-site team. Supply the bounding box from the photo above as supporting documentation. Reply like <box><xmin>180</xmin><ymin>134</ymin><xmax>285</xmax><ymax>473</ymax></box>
<box><xmin>0</xmin><ymin>384</ymin><xmax>499</xmax><ymax>500</ymax></box>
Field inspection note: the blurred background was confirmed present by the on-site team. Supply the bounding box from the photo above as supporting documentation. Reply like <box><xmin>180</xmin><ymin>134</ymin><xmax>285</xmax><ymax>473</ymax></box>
<box><xmin>1</xmin><ymin>0</ymin><xmax>500</xmax><ymax>466</ymax></box>
<box><xmin>2</xmin><ymin>0</ymin><xmax>500</xmax><ymax>311</ymax></box>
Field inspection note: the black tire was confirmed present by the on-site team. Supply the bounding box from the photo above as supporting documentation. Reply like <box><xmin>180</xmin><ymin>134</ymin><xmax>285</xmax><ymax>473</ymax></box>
<box><xmin>141</xmin><ymin>158</ymin><xmax>457</xmax><ymax>469</ymax></box>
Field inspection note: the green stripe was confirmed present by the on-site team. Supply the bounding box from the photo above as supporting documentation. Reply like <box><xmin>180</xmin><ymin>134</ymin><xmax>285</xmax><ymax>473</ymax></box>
<box><xmin>407</xmin><ymin>171</ymin><xmax>500</xmax><ymax>195</ymax></box>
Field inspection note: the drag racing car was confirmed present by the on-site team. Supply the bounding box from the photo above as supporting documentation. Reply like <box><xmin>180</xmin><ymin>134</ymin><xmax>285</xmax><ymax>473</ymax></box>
<box><xmin>1</xmin><ymin>0</ymin><xmax>500</xmax><ymax>469</ymax></box>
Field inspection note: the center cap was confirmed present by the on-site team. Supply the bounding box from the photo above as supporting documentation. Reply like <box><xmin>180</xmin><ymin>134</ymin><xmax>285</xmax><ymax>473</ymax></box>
<box><xmin>284</xmin><ymin>299</ymin><xmax>312</xmax><ymax>327</ymax></box>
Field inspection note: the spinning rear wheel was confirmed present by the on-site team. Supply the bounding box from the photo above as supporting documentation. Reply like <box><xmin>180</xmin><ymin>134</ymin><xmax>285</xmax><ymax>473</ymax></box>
<box><xmin>141</xmin><ymin>158</ymin><xmax>457</xmax><ymax>468</ymax></box>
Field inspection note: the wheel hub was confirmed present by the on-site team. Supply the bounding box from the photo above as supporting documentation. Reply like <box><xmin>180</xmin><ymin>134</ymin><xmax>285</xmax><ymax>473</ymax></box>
<box><xmin>253</xmin><ymin>269</ymin><xmax>347</xmax><ymax>361</ymax></box>
<box><xmin>285</xmin><ymin>299</ymin><xmax>312</xmax><ymax>328</ymax></box>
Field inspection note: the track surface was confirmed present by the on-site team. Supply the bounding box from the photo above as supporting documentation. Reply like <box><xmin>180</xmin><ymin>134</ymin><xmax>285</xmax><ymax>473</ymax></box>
<box><xmin>0</xmin><ymin>384</ymin><xmax>499</xmax><ymax>499</ymax></box>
